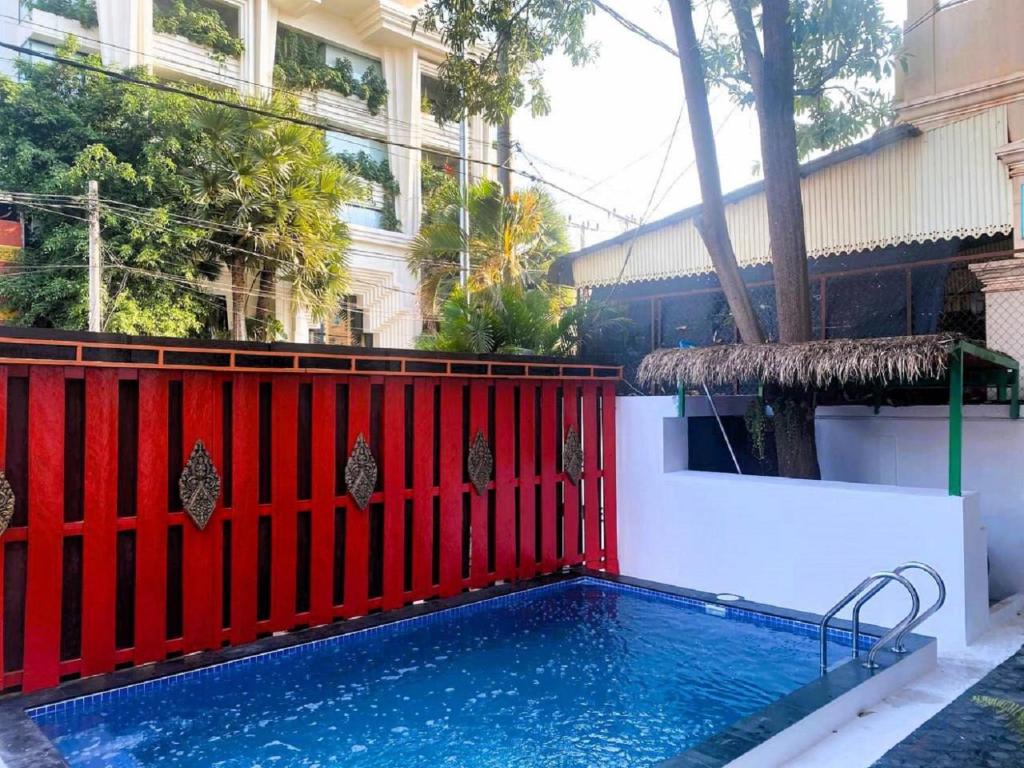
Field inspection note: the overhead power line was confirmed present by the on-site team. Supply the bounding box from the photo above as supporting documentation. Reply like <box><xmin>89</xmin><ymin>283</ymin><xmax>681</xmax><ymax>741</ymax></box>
<box><xmin>591</xmin><ymin>0</ymin><xmax>679</xmax><ymax>58</ymax></box>
<box><xmin>2</xmin><ymin>41</ymin><xmax>637</xmax><ymax>225</ymax></box>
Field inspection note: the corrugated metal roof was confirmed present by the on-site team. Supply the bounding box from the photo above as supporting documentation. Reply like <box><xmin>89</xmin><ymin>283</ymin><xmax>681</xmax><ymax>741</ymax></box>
<box><xmin>566</xmin><ymin>108</ymin><xmax>1013</xmax><ymax>288</ymax></box>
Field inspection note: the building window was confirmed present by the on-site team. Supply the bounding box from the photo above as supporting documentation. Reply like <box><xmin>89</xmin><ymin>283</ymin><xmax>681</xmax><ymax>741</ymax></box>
<box><xmin>323</xmin><ymin>295</ymin><xmax>372</xmax><ymax>347</ymax></box>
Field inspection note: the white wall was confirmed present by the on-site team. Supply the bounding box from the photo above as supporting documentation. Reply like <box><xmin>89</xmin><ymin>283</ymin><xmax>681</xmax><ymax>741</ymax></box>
<box><xmin>817</xmin><ymin>404</ymin><xmax>1024</xmax><ymax>601</ymax></box>
<box><xmin>616</xmin><ymin>396</ymin><xmax>990</xmax><ymax>649</ymax></box>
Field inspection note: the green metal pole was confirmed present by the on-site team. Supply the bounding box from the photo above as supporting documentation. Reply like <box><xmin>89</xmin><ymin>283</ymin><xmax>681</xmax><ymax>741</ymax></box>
<box><xmin>677</xmin><ymin>379</ymin><xmax>686</xmax><ymax>418</ymax></box>
<box><xmin>1011</xmin><ymin>367</ymin><xmax>1020</xmax><ymax>421</ymax></box>
<box><xmin>949</xmin><ymin>347</ymin><xmax>964</xmax><ymax>496</ymax></box>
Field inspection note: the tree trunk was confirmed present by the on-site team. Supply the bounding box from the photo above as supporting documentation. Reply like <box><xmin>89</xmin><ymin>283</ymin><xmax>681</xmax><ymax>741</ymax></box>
<box><xmin>667</xmin><ymin>0</ymin><xmax>765</xmax><ymax>345</ymax></box>
<box><xmin>730</xmin><ymin>0</ymin><xmax>820</xmax><ymax>479</ymax></box>
<box><xmin>229</xmin><ymin>257</ymin><xmax>247</xmax><ymax>342</ymax></box>
<box><xmin>255</xmin><ymin>267</ymin><xmax>276</xmax><ymax>342</ymax></box>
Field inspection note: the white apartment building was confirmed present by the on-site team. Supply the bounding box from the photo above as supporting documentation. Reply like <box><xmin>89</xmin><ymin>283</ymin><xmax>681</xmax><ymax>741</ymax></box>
<box><xmin>1</xmin><ymin>0</ymin><xmax>497</xmax><ymax>347</ymax></box>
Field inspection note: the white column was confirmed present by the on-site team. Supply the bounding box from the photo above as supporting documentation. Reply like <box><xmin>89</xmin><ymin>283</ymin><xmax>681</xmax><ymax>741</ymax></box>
<box><xmin>97</xmin><ymin>0</ymin><xmax>151</xmax><ymax>69</ymax></box>
<box><xmin>382</xmin><ymin>47</ymin><xmax>420</xmax><ymax>235</ymax></box>
<box><xmin>970</xmin><ymin>258</ymin><xmax>1024</xmax><ymax>364</ymax></box>
<box><xmin>249</xmin><ymin>0</ymin><xmax>277</xmax><ymax>95</ymax></box>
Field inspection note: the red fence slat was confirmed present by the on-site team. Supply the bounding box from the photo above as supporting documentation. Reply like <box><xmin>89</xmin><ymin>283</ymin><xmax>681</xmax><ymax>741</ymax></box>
<box><xmin>309</xmin><ymin>377</ymin><xmax>336</xmax><ymax>626</ymax></box>
<box><xmin>469</xmin><ymin>380</ymin><xmax>489</xmax><ymax>587</ymax></box>
<box><xmin>80</xmin><ymin>368</ymin><xmax>119</xmax><ymax>676</ymax></box>
<box><xmin>134</xmin><ymin>371</ymin><xmax>168</xmax><ymax>664</ymax></box>
<box><xmin>21</xmin><ymin>366</ymin><xmax>64</xmax><ymax>692</ymax></box>
<box><xmin>181</xmin><ymin>372</ymin><xmax>219</xmax><ymax>654</ymax></box>
<box><xmin>601</xmin><ymin>382</ymin><xmax>619</xmax><ymax>573</ymax></box>
<box><xmin>231</xmin><ymin>375</ymin><xmax>259</xmax><ymax>645</ymax></box>
<box><xmin>539</xmin><ymin>382</ymin><xmax>558</xmax><ymax>573</ymax></box>
<box><xmin>382</xmin><ymin>378</ymin><xmax>405</xmax><ymax>610</ymax></box>
<box><xmin>343</xmin><ymin>378</ymin><xmax>370</xmax><ymax>617</ymax></box>
<box><xmin>518</xmin><ymin>381</ymin><xmax>537</xmax><ymax>579</ymax></box>
<box><xmin>582</xmin><ymin>384</ymin><xmax>601</xmax><ymax>569</ymax></box>
<box><xmin>438</xmin><ymin>380</ymin><xmax>463</xmax><ymax>597</ymax></box>
<box><xmin>411</xmin><ymin>379</ymin><xmax>435</xmax><ymax>599</ymax></box>
<box><xmin>494</xmin><ymin>381</ymin><xmax>516</xmax><ymax>582</ymax></box>
<box><xmin>561</xmin><ymin>384</ymin><xmax>581</xmax><ymax>567</ymax></box>
<box><xmin>270</xmin><ymin>377</ymin><xmax>298</xmax><ymax>631</ymax></box>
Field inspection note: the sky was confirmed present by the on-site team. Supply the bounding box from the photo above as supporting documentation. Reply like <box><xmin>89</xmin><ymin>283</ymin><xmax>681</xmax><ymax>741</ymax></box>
<box><xmin>514</xmin><ymin>0</ymin><xmax>908</xmax><ymax>251</ymax></box>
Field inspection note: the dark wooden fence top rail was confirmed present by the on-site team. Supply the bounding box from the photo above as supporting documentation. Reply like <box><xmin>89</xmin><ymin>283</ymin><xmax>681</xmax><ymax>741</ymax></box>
<box><xmin>0</xmin><ymin>327</ymin><xmax>622</xmax><ymax>381</ymax></box>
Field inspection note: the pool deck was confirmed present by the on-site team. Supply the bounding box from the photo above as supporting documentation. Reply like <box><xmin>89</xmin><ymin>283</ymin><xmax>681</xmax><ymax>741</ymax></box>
<box><xmin>785</xmin><ymin>602</ymin><xmax>1024</xmax><ymax>767</ymax></box>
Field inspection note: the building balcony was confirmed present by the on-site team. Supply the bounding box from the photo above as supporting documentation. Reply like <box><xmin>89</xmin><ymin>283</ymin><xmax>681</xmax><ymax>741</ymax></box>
<box><xmin>152</xmin><ymin>32</ymin><xmax>242</xmax><ymax>89</ymax></box>
<box><xmin>19</xmin><ymin>9</ymin><xmax>100</xmax><ymax>55</ymax></box>
<box><xmin>296</xmin><ymin>89</ymin><xmax>388</xmax><ymax>137</ymax></box>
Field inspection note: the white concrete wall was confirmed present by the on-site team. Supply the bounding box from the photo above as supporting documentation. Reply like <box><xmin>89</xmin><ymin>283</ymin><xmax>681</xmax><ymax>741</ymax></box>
<box><xmin>817</xmin><ymin>404</ymin><xmax>1024</xmax><ymax>601</ymax></box>
<box><xmin>616</xmin><ymin>396</ymin><xmax>990</xmax><ymax>649</ymax></box>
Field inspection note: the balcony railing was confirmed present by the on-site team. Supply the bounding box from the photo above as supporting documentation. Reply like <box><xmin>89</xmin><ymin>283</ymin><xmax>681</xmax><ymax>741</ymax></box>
<box><xmin>297</xmin><ymin>89</ymin><xmax>389</xmax><ymax>137</ymax></box>
<box><xmin>152</xmin><ymin>32</ymin><xmax>241</xmax><ymax>88</ymax></box>
<box><xmin>421</xmin><ymin>116</ymin><xmax>461</xmax><ymax>153</ymax></box>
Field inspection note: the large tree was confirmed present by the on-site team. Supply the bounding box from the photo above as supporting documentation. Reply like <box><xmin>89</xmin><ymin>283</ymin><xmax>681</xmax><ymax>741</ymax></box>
<box><xmin>186</xmin><ymin>99</ymin><xmax>363</xmax><ymax>341</ymax></box>
<box><xmin>0</xmin><ymin>42</ymin><xmax>216</xmax><ymax>335</ymax></box>
<box><xmin>421</xmin><ymin>0</ymin><xmax>901</xmax><ymax>478</ymax></box>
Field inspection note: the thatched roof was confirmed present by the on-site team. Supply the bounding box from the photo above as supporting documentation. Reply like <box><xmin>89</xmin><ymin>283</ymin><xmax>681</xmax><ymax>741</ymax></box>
<box><xmin>637</xmin><ymin>334</ymin><xmax>971</xmax><ymax>390</ymax></box>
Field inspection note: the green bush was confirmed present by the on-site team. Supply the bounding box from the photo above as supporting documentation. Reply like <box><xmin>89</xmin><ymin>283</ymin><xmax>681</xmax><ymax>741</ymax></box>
<box><xmin>24</xmin><ymin>0</ymin><xmax>98</xmax><ymax>28</ymax></box>
<box><xmin>154</xmin><ymin>0</ymin><xmax>244</xmax><ymax>59</ymax></box>
<box><xmin>274</xmin><ymin>27</ymin><xmax>389</xmax><ymax>115</ymax></box>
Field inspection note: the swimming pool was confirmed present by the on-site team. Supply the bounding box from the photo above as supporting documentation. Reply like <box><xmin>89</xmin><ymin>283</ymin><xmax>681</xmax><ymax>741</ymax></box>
<box><xmin>28</xmin><ymin>577</ymin><xmax>873</xmax><ymax>768</ymax></box>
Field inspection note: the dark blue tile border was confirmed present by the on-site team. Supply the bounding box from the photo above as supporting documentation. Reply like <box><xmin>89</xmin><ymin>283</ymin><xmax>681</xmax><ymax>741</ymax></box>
<box><xmin>0</xmin><ymin>569</ymin><xmax>934</xmax><ymax>768</ymax></box>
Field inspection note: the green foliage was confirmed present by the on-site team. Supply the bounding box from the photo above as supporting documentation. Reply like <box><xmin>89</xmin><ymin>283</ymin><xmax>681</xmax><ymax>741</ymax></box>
<box><xmin>973</xmin><ymin>696</ymin><xmax>1024</xmax><ymax>738</ymax></box>
<box><xmin>0</xmin><ymin>41</ymin><xmax>217</xmax><ymax>336</ymax></box>
<box><xmin>274</xmin><ymin>27</ymin><xmax>388</xmax><ymax>115</ymax></box>
<box><xmin>186</xmin><ymin>95</ymin><xmax>364</xmax><ymax>338</ymax></box>
<box><xmin>413</xmin><ymin>176</ymin><xmax>626</xmax><ymax>356</ymax></box>
<box><xmin>24</xmin><ymin>0</ymin><xmax>98</xmax><ymax>28</ymax></box>
<box><xmin>744</xmin><ymin>396</ymin><xmax>771</xmax><ymax>462</ymax></box>
<box><xmin>410</xmin><ymin>177</ymin><xmax>569</xmax><ymax>316</ymax></box>
<box><xmin>418</xmin><ymin>285</ymin><xmax>629</xmax><ymax>356</ymax></box>
<box><xmin>335</xmin><ymin>150</ymin><xmax>400</xmax><ymax>232</ymax></box>
<box><xmin>702</xmin><ymin>0</ymin><xmax>903</xmax><ymax>156</ymax></box>
<box><xmin>154</xmin><ymin>0</ymin><xmax>244</xmax><ymax>59</ymax></box>
<box><xmin>417</xmin><ymin>0</ymin><xmax>596</xmax><ymax>123</ymax></box>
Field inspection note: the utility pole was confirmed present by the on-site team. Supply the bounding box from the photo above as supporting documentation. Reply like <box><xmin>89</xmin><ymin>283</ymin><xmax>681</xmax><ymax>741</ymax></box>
<box><xmin>458</xmin><ymin>113</ymin><xmax>471</xmax><ymax>289</ymax></box>
<box><xmin>87</xmin><ymin>180</ymin><xmax>102</xmax><ymax>333</ymax></box>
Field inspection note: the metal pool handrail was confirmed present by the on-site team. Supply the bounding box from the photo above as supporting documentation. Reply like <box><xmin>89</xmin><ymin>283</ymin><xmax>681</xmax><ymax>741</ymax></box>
<box><xmin>819</xmin><ymin>571</ymin><xmax>920</xmax><ymax>674</ymax></box>
<box><xmin>852</xmin><ymin>562</ymin><xmax>946</xmax><ymax>657</ymax></box>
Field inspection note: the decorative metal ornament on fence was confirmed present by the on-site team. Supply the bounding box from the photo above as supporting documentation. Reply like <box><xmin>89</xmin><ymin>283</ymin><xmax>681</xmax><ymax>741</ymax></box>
<box><xmin>0</xmin><ymin>471</ymin><xmax>14</xmax><ymax>536</ymax></box>
<box><xmin>345</xmin><ymin>433</ymin><xmax>377</xmax><ymax>511</ymax></box>
<box><xmin>563</xmin><ymin>426</ymin><xmax>583</xmax><ymax>485</ymax></box>
<box><xmin>468</xmin><ymin>430</ymin><xmax>493</xmax><ymax>495</ymax></box>
<box><xmin>179</xmin><ymin>440</ymin><xmax>221</xmax><ymax>531</ymax></box>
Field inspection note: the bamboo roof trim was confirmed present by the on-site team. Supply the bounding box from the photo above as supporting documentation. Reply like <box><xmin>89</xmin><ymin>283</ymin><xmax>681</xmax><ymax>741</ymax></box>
<box><xmin>637</xmin><ymin>334</ymin><xmax>977</xmax><ymax>390</ymax></box>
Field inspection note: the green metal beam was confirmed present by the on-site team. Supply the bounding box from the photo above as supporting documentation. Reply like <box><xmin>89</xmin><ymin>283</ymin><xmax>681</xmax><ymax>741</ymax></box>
<box><xmin>958</xmin><ymin>340</ymin><xmax>1020</xmax><ymax>420</ymax></box>
<box><xmin>949</xmin><ymin>347</ymin><xmax>964</xmax><ymax>497</ymax></box>
<box><xmin>677</xmin><ymin>380</ymin><xmax>685</xmax><ymax>418</ymax></box>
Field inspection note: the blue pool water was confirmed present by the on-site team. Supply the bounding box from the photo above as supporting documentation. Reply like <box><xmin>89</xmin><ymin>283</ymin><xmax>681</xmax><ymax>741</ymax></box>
<box><xmin>34</xmin><ymin>580</ymin><xmax>854</xmax><ymax>767</ymax></box>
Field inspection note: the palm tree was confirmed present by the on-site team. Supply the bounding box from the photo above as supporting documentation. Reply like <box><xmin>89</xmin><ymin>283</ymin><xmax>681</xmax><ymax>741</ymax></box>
<box><xmin>408</xmin><ymin>178</ymin><xmax>569</xmax><ymax>320</ymax></box>
<box><xmin>186</xmin><ymin>97</ymin><xmax>363</xmax><ymax>340</ymax></box>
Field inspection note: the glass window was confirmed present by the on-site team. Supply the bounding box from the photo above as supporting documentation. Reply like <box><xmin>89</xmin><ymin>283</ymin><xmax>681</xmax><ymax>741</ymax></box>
<box><xmin>340</xmin><ymin>205</ymin><xmax>384</xmax><ymax>229</ymax></box>
<box><xmin>323</xmin><ymin>44</ymin><xmax>381</xmax><ymax>80</ymax></box>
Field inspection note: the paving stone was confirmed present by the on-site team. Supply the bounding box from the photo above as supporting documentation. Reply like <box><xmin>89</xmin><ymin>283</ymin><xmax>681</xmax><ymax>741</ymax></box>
<box><xmin>873</xmin><ymin>645</ymin><xmax>1024</xmax><ymax>767</ymax></box>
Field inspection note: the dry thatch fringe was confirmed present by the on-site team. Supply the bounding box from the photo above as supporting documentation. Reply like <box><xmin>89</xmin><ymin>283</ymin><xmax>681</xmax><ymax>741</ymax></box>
<box><xmin>637</xmin><ymin>334</ymin><xmax>972</xmax><ymax>390</ymax></box>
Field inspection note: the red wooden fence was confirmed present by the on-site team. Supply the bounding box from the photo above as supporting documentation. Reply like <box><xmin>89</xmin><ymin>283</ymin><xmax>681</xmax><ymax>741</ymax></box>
<box><xmin>0</xmin><ymin>332</ymin><xmax>620</xmax><ymax>693</ymax></box>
